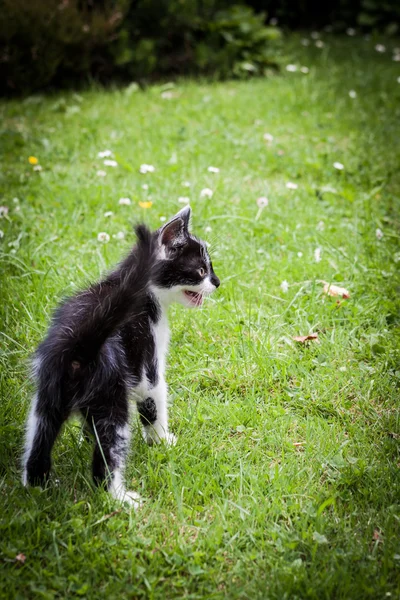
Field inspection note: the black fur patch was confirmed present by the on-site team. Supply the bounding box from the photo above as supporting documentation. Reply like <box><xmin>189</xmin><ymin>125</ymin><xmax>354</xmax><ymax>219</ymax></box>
<box><xmin>137</xmin><ymin>397</ymin><xmax>157</xmax><ymax>425</ymax></box>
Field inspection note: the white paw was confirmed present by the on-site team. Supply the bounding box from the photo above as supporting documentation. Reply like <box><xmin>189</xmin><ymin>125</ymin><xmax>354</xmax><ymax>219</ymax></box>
<box><xmin>143</xmin><ymin>429</ymin><xmax>177</xmax><ymax>447</ymax></box>
<box><xmin>121</xmin><ymin>490</ymin><xmax>143</xmax><ymax>510</ymax></box>
<box><xmin>111</xmin><ymin>487</ymin><xmax>142</xmax><ymax>510</ymax></box>
<box><xmin>142</xmin><ymin>429</ymin><xmax>156</xmax><ymax>446</ymax></box>
<box><xmin>164</xmin><ymin>432</ymin><xmax>177</xmax><ymax>447</ymax></box>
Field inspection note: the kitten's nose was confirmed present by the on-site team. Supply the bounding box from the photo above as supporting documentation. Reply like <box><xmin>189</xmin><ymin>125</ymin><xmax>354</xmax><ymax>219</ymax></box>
<box><xmin>211</xmin><ymin>274</ymin><xmax>220</xmax><ymax>288</ymax></box>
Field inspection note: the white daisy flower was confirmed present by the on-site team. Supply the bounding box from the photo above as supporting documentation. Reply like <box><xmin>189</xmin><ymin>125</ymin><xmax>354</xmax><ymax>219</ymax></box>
<box><xmin>286</xmin><ymin>64</ymin><xmax>297</xmax><ymax>72</ymax></box>
<box><xmin>114</xmin><ymin>231</ymin><xmax>125</xmax><ymax>240</ymax></box>
<box><xmin>97</xmin><ymin>170</ymin><xmax>107</xmax><ymax>177</ymax></box>
<box><xmin>300</xmin><ymin>66</ymin><xmax>309</xmax><ymax>74</ymax></box>
<box><xmin>33</xmin><ymin>165</ymin><xmax>43</xmax><ymax>171</ymax></box>
<box><xmin>207</xmin><ymin>166</ymin><xmax>220</xmax><ymax>173</ymax></box>
<box><xmin>314</xmin><ymin>247</ymin><xmax>322</xmax><ymax>262</ymax></box>
<box><xmin>139</xmin><ymin>164</ymin><xmax>155</xmax><ymax>174</ymax></box>
<box><xmin>119</xmin><ymin>197</ymin><xmax>131</xmax><ymax>206</ymax></box>
<box><xmin>315</xmin><ymin>40</ymin><xmax>325</xmax><ymax>48</ymax></box>
<box><xmin>0</xmin><ymin>206</ymin><xmax>9</xmax><ymax>218</ymax></box>
<box><xmin>286</xmin><ymin>182</ymin><xmax>298</xmax><ymax>190</ymax></box>
<box><xmin>397</xmin><ymin>76</ymin><xmax>400</xmax><ymax>83</ymax></box>
<box><xmin>160</xmin><ymin>216</ymin><xmax>167</xmax><ymax>222</ymax></box>
<box><xmin>297</xmin><ymin>251</ymin><xmax>303</xmax><ymax>258</ymax></box>
<box><xmin>142</xmin><ymin>184</ymin><xmax>149</xmax><ymax>190</ymax></box>
<box><xmin>346</xmin><ymin>28</ymin><xmax>356</xmax><ymax>36</ymax></box>
<box><xmin>256</xmin><ymin>196</ymin><xmax>268</xmax><ymax>208</ymax></box>
<box><xmin>178</xmin><ymin>196</ymin><xmax>190</xmax><ymax>204</ymax></box>
<box><xmin>0</xmin><ymin>230</ymin><xmax>4</xmax><ymax>238</ymax></box>
<box><xmin>98</xmin><ymin>150</ymin><xmax>112</xmax><ymax>158</ymax></box>
<box><xmin>376</xmin><ymin>228</ymin><xmax>383</xmax><ymax>240</ymax></box>
<box><xmin>200</xmin><ymin>188</ymin><xmax>213</xmax><ymax>199</ymax></box>
<box><xmin>349</xmin><ymin>90</ymin><xmax>357</xmax><ymax>98</ymax></box>
<box><xmin>393</xmin><ymin>54</ymin><xmax>400</xmax><ymax>62</ymax></box>
<box><xmin>13</xmin><ymin>198</ymin><xmax>19</xmax><ymax>203</ymax></box>
<box><xmin>316</xmin><ymin>221</ymin><xmax>325</xmax><ymax>231</ymax></box>
<box><xmin>301</xmin><ymin>38</ymin><xmax>310</xmax><ymax>46</ymax></box>
<box><xmin>375</xmin><ymin>44</ymin><xmax>386</xmax><ymax>53</ymax></box>
<box><xmin>263</xmin><ymin>133</ymin><xmax>274</xmax><ymax>142</ymax></box>
<box><xmin>97</xmin><ymin>232</ymin><xmax>110</xmax><ymax>243</ymax></box>
<box><xmin>205</xmin><ymin>226</ymin><xmax>212</xmax><ymax>233</ymax></box>
<box><xmin>181</xmin><ymin>181</ymin><xmax>191</xmax><ymax>187</ymax></box>
<box><xmin>280</xmin><ymin>280</ymin><xmax>289</xmax><ymax>293</ymax></box>
<box><xmin>311</xmin><ymin>31</ymin><xmax>320</xmax><ymax>39</ymax></box>
<box><xmin>104</xmin><ymin>211</ymin><xmax>114</xmax><ymax>217</ymax></box>
<box><xmin>333</xmin><ymin>162</ymin><xmax>344</xmax><ymax>170</ymax></box>
<box><xmin>104</xmin><ymin>159</ymin><xmax>118</xmax><ymax>167</ymax></box>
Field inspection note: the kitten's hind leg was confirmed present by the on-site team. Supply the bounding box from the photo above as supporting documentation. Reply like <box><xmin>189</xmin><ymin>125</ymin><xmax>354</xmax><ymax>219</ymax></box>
<box><xmin>87</xmin><ymin>407</ymin><xmax>141</xmax><ymax>509</ymax></box>
<box><xmin>22</xmin><ymin>392</ymin><xmax>66</xmax><ymax>486</ymax></box>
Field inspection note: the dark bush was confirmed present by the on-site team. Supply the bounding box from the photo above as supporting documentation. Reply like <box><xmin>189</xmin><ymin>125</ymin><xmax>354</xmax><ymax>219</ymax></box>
<box><xmin>0</xmin><ymin>0</ymin><xmax>129</xmax><ymax>94</ymax></box>
<box><xmin>1</xmin><ymin>0</ymin><xmax>398</xmax><ymax>95</ymax></box>
<box><xmin>0</xmin><ymin>0</ymin><xmax>282</xmax><ymax>95</ymax></box>
<box><xmin>248</xmin><ymin>0</ymin><xmax>400</xmax><ymax>31</ymax></box>
<box><xmin>114</xmin><ymin>2</ymin><xmax>282</xmax><ymax>79</ymax></box>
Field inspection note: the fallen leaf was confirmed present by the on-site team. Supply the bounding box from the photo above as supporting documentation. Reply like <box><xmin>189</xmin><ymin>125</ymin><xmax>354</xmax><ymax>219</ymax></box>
<box><xmin>373</xmin><ymin>529</ymin><xmax>382</xmax><ymax>542</ymax></box>
<box><xmin>293</xmin><ymin>442</ymin><xmax>306</xmax><ymax>446</ymax></box>
<box><xmin>293</xmin><ymin>333</ymin><xmax>319</xmax><ymax>343</ymax></box>
<box><xmin>15</xmin><ymin>553</ymin><xmax>26</xmax><ymax>564</ymax></box>
<box><xmin>323</xmin><ymin>283</ymin><xmax>350</xmax><ymax>299</ymax></box>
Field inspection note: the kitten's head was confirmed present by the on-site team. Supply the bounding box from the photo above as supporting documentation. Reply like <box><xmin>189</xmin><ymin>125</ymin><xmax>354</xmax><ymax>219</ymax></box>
<box><xmin>151</xmin><ymin>206</ymin><xmax>220</xmax><ymax>308</ymax></box>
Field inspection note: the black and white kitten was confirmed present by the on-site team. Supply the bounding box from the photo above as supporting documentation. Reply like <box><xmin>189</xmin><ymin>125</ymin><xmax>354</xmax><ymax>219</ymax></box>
<box><xmin>22</xmin><ymin>206</ymin><xmax>220</xmax><ymax>507</ymax></box>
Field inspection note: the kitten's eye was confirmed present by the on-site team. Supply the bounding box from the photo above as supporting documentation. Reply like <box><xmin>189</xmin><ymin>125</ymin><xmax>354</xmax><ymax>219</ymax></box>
<box><xmin>198</xmin><ymin>267</ymin><xmax>206</xmax><ymax>277</ymax></box>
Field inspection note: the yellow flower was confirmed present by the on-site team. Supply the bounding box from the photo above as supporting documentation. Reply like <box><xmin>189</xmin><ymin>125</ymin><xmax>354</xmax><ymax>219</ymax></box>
<box><xmin>139</xmin><ymin>201</ymin><xmax>153</xmax><ymax>209</ymax></box>
<box><xmin>29</xmin><ymin>156</ymin><xmax>39</xmax><ymax>165</ymax></box>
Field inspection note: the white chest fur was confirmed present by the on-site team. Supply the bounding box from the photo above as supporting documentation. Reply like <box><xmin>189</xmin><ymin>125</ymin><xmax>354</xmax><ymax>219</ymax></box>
<box><xmin>151</xmin><ymin>309</ymin><xmax>170</xmax><ymax>377</ymax></box>
<box><xmin>131</xmin><ymin>308</ymin><xmax>169</xmax><ymax>407</ymax></box>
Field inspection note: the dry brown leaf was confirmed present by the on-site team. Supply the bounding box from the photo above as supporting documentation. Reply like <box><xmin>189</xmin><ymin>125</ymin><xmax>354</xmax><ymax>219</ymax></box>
<box><xmin>15</xmin><ymin>553</ymin><xmax>26</xmax><ymax>564</ymax></box>
<box><xmin>323</xmin><ymin>283</ymin><xmax>350</xmax><ymax>299</ymax></box>
<box><xmin>373</xmin><ymin>529</ymin><xmax>382</xmax><ymax>542</ymax></box>
<box><xmin>293</xmin><ymin>333</ymin><xmax>319</xmax><ymax>343</ymax></box>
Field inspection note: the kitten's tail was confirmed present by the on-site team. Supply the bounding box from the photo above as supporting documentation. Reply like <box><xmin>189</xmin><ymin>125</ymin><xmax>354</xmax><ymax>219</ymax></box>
<box><xmin>39</xmin><ymin>224</ymin><xmax>157</xmax><ymax>372</ymax></box>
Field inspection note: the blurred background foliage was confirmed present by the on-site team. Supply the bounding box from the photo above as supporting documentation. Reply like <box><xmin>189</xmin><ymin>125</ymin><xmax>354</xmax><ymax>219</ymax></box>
<box><xmin>1</xmin><ymin>0</ymin><xmax>399</xmax><ymax>95</ymax></box>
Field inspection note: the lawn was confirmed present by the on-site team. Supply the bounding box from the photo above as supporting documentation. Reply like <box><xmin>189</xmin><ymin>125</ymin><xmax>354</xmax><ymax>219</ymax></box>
<box><xmin>1</xmin><ymin>34</ymin><xmax>400</xmax><ymax>599</ymax></box>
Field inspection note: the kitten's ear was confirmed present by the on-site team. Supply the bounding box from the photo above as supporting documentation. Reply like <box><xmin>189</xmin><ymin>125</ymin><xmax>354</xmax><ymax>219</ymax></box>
<box><xmin>175</xmin><ymin>205</ymin><xmax>191</xmax><ymax>230</ymax></box>
<box><xmin>160</xmin><ymin>206</ymin><xmax>191</xmax><ymax>246</ymax></box>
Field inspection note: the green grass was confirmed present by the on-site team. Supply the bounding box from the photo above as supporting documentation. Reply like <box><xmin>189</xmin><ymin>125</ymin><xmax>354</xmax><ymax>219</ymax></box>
<box><xmin>1</xmin><ymin>34</ymin><xmax>400</xmax><ymax>599</ymax></box>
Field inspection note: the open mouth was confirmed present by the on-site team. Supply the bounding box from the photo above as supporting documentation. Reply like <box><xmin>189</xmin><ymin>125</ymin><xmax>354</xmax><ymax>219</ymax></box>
<box><xmin>184</xmin><ymin>290</ymin><xmax>203</xmax><ymax>307</ymax></box>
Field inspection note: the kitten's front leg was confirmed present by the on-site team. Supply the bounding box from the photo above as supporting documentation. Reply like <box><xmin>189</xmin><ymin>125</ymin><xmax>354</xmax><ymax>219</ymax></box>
<box><xmin>138</xmin><ymin>378</ymin><xmax>177</xmax><ymax>446</ymax></box>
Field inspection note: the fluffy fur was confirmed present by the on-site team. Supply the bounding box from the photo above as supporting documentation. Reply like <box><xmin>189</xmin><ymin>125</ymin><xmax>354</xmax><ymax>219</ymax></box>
<box><xmin>22</xmin><ymin>207</ymin><xmax>219</xmax><ymax>506</ymax></box>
